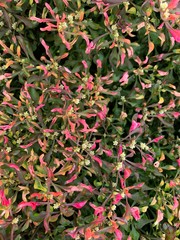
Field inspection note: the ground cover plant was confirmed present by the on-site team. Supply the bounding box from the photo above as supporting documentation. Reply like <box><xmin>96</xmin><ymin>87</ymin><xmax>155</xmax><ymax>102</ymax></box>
<box><xmin>0</xmin><ymin>0</ymin><xmax>179</xmax><ymax>239</ymax></box>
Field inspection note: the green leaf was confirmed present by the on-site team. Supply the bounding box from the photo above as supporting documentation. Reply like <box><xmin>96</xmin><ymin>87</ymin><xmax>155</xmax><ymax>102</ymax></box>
<box><xmin>130</xmin><ymin>225</ymin><xmax>140</xmax><ymax>240</ymax></box>
<box><xmin>34</xmin><ymin>178</ymin><xmax>47</xmax><ymax>192</ymax></box>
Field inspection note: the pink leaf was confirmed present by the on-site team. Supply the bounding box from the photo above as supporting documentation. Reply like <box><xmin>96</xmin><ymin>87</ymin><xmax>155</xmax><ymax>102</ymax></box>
<box><xmin>118</xmin><ymin>144</ymin><xmax>123</xmax><ymax>156</ymax></box>
<box><xmin>97</xmin><ymin>105</ymin><xmax>108</xmax><ymax>120</ymax></box>
<box><xmin>131</xmin><ymin>207</ymin><xmax>141</xmax><ymax>221</ymax></box>
<box><xmin>30</xmin><ymin>17</ymin><xmax>51</xmax><ymax>23</ymax></box>
<box><xmin>119</xmin><ymin>71</ymin><xmax>129</xmax><ymax>85</ymax></box>
<box><xmin>18</xmin><ymin>201</ymin><xmax>39</xmax><ymax>210</ymax></box>
<box><xmin>172</xmin><ymin>112</ymin><xmax>180</xmax><ymax>118</ymax></box>
<box><xmin>152</xmin><ymin>136</ymin><xmax>164</xmax><ymax>143</ymax></box>
<box><xmin>121</xmin><ymin>52</ymin><xmax>126</xmax><ymax>65</ymax></box>
<box><xmin>96</xmin><ymin>59</ymin><xmax>102</xmax><ymax>68</ymax></box>
<box><xmin>103</xmin><ymin>149</ymin><xmax>113</xmax><ymax>156</ymax></box>
<box><xmin>115</xmin><ymin>229</ymin><xmax>123</xmax><ymax>240</ymax></box>
<box><xmin>0</xmin><ymin>190</ymin><xmax>11</xmax><ymax>206</ymax></box>
<box><xmin>82</xmin><ymin>60</ymin><xmax>88</xmax><ymax>69</ymax></box>
<box><xmin>71</xmin><ymin>200</ymin><xmax>87</xmax><ymax>209</ymax></box>
<box><xmin>20</xmin><ymin>140</ymin><xmax>36</xmax><ymax>149</ymax></box>
<box><xmin>129</xmin><ymin>120</ymin><xmax>141</xmax><ymax>132</ymax></box>
<box><xmin>92</xmin><ymin>156</ymin><xmax>102</xmax><ymax>167</ymax></box>
<box><xmin>155</xmin><ymin>210</ymin><xmax>164</xmax><ymax>225</ymax></box>
<box><xmin>45</xmin><ymin>2</ymin><xmax>55</xmax><ymax>17</ymax></box>
<box><xmin>40</xmin><ymin>38</ymin><xmax>50</xmax><ymax>57</ymax></box>
<box><xmin>113</xmin><ymin>193</ymin><xmax>123</xmax><ymax>204</ymax></box>
<box><xmin>145</xmin><ymin>154</ymin><xmax>154</xmax><ymax>163</ymax></box>
<box><xmin>8</xmin><ymin>163</ymin><xmax>20</xmax><ymax>171</ymax></box>
<box><xmin>124</xmin><ymin>168</ymin><xmax>132</xmax><ymax>179</ymax></box>
<box><xmin>168</xmin><ymin>28</ymin><xmax>180</xmax><ymax>43</ymax></box>
<box><xmin>89</xmin><ymin>203</ymin><xmax>105</xmax><ymax>215</ymax></box>
<box><xmin>79</xmin><ymin>183</ymin><xmax>94</xmax><ymax>192</ymax></box>
<box><xmin>157</xmin><ymin>70</ymin><xmax>169</xmax><ymax>76</ymax></box>
<box><xmin>65</xmin><ymin>174</ymin><xmax>77</xmax><ymax>184</ymax></box>
<box><xmin>172</xmin><ymin>90</ymin><xmax>180</xmax><ymax>97</ymax></box>
<box><xmin>168</xmin><ymin>0</ymin><xmax>179</xmax><ymax>9</ymax></box>
<box><xmin>172</xmin><ymin>196</ymin><xmax>179</xmax><ymax>210</ymax></box>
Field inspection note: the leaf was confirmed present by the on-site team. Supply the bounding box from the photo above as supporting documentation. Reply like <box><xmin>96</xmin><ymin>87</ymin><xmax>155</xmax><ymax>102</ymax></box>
<box><xmin>135</xmin><ymin>218</ymin><xmax>153</xmax><ymax>229</ymax></box>
<box><xmin>130</xmin><ymin>225</ymin><xmax>140</xmax><ymax>240</ymax></box>
<box><xmin>34</xmin><ymin>178</ymin><xmax>47</xmax><ymax>192</ymax></box>
<box><xmin>148</xmin><ymin>41</ymin><xmax>154</xmax><ymax>55</ymax></box>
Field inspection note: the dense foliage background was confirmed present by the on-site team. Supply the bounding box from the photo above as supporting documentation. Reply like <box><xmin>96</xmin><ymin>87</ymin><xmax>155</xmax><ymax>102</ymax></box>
<box><xmin>0</xmin><ymin>0</ymin><xmax>179</xmax><ymax>239</ymax></box>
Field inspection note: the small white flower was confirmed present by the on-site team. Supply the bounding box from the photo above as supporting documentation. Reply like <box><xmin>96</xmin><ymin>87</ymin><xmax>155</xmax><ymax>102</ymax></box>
<box><xmin>113</xmin><ymin>140</ymin><xmax>118</xmax><ymax>146</ymax></box>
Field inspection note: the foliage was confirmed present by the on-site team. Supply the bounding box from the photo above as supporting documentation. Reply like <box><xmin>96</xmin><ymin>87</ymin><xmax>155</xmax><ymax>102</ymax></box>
<box><xmin>0</xmin><ymin>0</ymin><xmax>179</xmax><ymax>239</ymax></box>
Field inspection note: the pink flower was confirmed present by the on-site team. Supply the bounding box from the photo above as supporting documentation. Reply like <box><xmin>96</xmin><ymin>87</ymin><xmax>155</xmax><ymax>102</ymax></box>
<box><xmin>131</xmin><ymin>207</ymin><xmax>140</xmax><ymax>221</ymax></box>
<box><xmin>119</xmin><ymin>72</ymin><xmax>129</xmax><ymax>85</ymax></box>
<box><xmin>71</xmin><ymin>200</ymin><xmax>87</xmax><ymax>209</ymax></box>
<box><xmin>129</xmin><ymin>120</ymin><xmax>141</xmax><ymax>132</ymax></box>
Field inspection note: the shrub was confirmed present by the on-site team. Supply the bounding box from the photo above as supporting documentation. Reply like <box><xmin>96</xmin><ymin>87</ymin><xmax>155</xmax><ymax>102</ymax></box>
<box><xmin>0</xmin><ymin>0</ymin><xmax>179</xmax><ymax>239</ymax></box>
